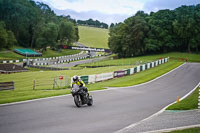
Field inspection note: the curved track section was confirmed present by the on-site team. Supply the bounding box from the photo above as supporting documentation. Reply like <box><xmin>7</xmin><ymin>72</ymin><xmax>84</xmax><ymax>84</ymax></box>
<box><xmin>0</xmin><ymin>63</ymin><xmax>200</xmax><ymax>133</ymax></box>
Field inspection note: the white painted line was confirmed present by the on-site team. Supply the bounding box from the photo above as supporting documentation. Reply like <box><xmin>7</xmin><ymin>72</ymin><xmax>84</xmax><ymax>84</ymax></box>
<box><xmin>116</xmin><ymin>81</ymin><xmax>200</xmax><ymax>133</ymax></box>
<box><xmin>0</xmin><ymin>94</ymin><xmax>71</xmax><ymax>107</ymax></box>
<box><xmin>142</xmin><ymin>124</ymin><xmax>200</xmax><ymax>133</ymax></box>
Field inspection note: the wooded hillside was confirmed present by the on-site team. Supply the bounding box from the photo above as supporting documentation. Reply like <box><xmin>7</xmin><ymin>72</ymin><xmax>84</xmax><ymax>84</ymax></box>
<box><xmin>109</xmin><ymin>5</ymin><xmax>200</xmax><ymax>57</ymax></box>
<box><xmin>0</xmin><ymin>0</ymin><xmax>79</xmax><ymax>51</ymax></box>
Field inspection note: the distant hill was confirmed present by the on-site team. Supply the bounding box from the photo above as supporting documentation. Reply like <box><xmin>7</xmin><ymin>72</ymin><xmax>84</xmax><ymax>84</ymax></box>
<box><xmin>78</xmin><ymin>26</ymin><xmax>109</xmax><ymax>49</ymax></box>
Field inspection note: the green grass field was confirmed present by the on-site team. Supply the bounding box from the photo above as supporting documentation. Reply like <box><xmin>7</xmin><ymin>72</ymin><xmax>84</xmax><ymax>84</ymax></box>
<box><xmin>40</xmin><ymin>49</ymin><xmax>80</xmax><ymax>58</ymax></box>
<box><xmin>0</xmin><ymin>51</ymin><xmax>25</xmax><ymax>60</ymax></box>
<box><xmin>166</xmin><ymin>87</ymin><xmax>200</xmax><ymax>110</ymax></box>
<box><xmin>78</xmin><ymin>26</ymin><xmax>109</xmax><ymax>48</ymax></box>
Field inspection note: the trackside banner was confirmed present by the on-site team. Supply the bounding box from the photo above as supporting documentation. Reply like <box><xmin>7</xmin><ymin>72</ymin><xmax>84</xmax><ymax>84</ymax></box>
<box><xmin>114</xmin><ymin>70</ymin><xmax>126</xmax><ymax>78</ymax></box>
<box><xmin>59</xmin><ymin>45</ymin><xmax>111</xmax><ymax>53</ymax></box>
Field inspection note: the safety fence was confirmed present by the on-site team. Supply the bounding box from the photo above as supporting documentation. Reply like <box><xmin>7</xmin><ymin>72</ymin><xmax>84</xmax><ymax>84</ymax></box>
<box><xmin>33</xmin><ymin>76</ymin><xmax>69</xmax><ymax>90</ymax></box>
<box><xmin>71</xmin><ymin>57</ymin><xmax>169</xmax><ymax>85</ymax></box>
<box><xmin>0</xmin><ymin>81</ymin><xmax>14</xmax><ymax>91</ymax></box>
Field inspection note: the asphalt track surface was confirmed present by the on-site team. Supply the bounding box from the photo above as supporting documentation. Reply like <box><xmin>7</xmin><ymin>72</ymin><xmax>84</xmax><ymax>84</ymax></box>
<box><xmin>0</xmin><ymin>63</ymin><xmax>200</xmax><ymax>133</ymax></box>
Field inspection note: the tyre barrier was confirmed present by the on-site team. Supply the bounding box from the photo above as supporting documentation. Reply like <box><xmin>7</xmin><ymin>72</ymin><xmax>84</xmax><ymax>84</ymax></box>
<box><xmin>0</xmin><ymin>52</ymin><xmax>86</xmax><ymax>64</ymax></box>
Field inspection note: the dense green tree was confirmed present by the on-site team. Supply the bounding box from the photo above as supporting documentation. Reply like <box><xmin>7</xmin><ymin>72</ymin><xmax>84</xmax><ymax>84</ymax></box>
<box><xmin>6</xmin><ymin>30</ymin><xmax>17</xmax><ymax>49</ymax></box>
<box><xmin>0</xmin><ymin>21</ymin><xmax>17</xmax><ymax>49</ymax></box>
<box><xmin>173</xmin><ymin>5</ymin><xmax>196</xmax><ymax>52</ymax></box>
<box><xmin>145</xmin><ymin>9</ymin><xmax>176</xmax><ymax>53</ymax></box>
<box><xmin>109</xmin><ymin>15</ymin><xmax>149</xmax><ymax>57</ymax></box>
<box><xmin>110</xmin><ymin>23</ymin><xmax>115</xmax><ymax>28</ymax></box>
<box><xmin>123</xmin><ymin>15</ymin><xmax>149</xmax><ymax>56</ymax></box>
<box><xmin>108</xmin><ymin>23</ymin><xmax>125</xmax><ymax>57</ymax></box>
<box><xmin>77</xmin><ymin>18</ymin><xmax>108</xmax><ymax>29</ymax></box>
<box><xmin>0</xmin><ymin>0</ymin><xmax>79</xmax><ymax>51</ymax></box>
<box><xmin>36</xmin><ymin>22</ymin><xmax>58</xmax><ymax>50</ymax></box>
<box><xmin>59</xmin><ymin>21</ymin><xmax>76</xmax><ymax>45</ymax></box>
<box><xmin>0</xmin><ymin>21</ymin><xmax>7</xmax><ymax>49</ymax></box>
<box><xmin>109</xmin><ymin>4</ymin><xmax>200</xmax><ymax>57</ymax></box>
<box><xmin>190</xmin><ymin>4</ymin><xmax>200</xmax><ymax>52</ymax></box>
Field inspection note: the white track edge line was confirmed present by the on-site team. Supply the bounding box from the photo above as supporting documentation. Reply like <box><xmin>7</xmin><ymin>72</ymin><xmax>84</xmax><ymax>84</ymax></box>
<box><xmin>0</xmin><ymin>62</ymin><xmax>186</xmax><ymax>107</ymax></box>
<box><xmin>142</xmin><ymin>124</ymin><xmax>200</xmax><ymax>133</ymax></box>
<box><xmin>115</xmin><ymin>81</ymin><xmax>200</xmax><ymax>133</ymax></box>
<box><xmin>107</xmin><ymin>63</ymin><xmax>186</xmax><ymax>90</ymax></box>
<box><xmin>0</xmin><ymin>94</ymin><xmax>70</xmax><ymax>107</ymax></box>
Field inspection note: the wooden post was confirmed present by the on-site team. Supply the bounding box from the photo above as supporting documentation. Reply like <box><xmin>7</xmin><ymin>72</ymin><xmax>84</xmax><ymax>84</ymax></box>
<box><xmin>13</xmin><ymin>81</ymin><xmax>15</xmax><ymax>90</ymax></box>
<box><xmin>33</xmin><ymin>80</ymin><xmax>35</xmax><ymax>90</ymax></box>
<box><xmin>53</xmin><ymin>78</ymin><xmax>55</xmax><ymax>89</ymax></box>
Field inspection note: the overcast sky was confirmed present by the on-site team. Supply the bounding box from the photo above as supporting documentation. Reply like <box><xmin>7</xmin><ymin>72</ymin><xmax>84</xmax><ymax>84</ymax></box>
<box><xmin>35</xmin><ymin>0</ymin><xmax>199</xmax><ymax>25</ymax></box>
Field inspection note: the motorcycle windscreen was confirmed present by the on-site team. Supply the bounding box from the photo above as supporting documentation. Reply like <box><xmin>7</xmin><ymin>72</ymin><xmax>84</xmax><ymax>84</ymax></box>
<box><xmin>72</xmin><ymin>84</ymin><xmax>80</xmax><ymax>92</ymax></box>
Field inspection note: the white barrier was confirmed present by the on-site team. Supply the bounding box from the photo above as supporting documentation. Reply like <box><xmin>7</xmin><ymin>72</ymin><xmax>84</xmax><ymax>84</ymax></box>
<box><xmin>137</xmin><ymin>66</ymin><xmax>140</xmax><ymax>72</ymax></box>
<box><xmin>159</xmin><ymin>60</ymin><xmax>161</xmax><ymax>65</ymax></box>
<box><xmin>155</xmin><ymin>60</ymin><xmax>158</xmax><ymax>66</ymax></box>
<box><xmin>95</xmin><ymin>72</ymin><xmax>114</xmax><ymax>82</ymax></box>
<box><xmin>147</xmin><ymin>63</ymin><xmax>150</xmax><ymax>69</ymax></box>
<box><xmin>152</xmin><ymin>62</ymin><xmax>154</xmax><ymax>68</ymax></box>
<box><xmin>142</xmin><ymin>64</ymin><xmax>145</xmax><ymax>71</ymax></box>
<box><xmin>88</xmin><ymin>75</ymin><xmax>96</xmax><ymax>83</ymax></box>
<box><xmin>162</xmin><ymin>59</ymin><xmax>164</xmax><ymax>64</ymax></box>
<box><xmin>130</xmin><ymin>68</ymin><xmax>134</xmax><ymax>75</ymax></box>
<box><xmin>165</xmin><ymin>58</ymin><xmax>168</xmax><ymax>63</ymax></box>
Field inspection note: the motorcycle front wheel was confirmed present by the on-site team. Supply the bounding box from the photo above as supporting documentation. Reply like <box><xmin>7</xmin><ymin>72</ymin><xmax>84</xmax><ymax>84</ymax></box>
<box><xmin>74</xmin><ymin>95</ymin><xmax>82</xmax><ymax>107</ymax></box>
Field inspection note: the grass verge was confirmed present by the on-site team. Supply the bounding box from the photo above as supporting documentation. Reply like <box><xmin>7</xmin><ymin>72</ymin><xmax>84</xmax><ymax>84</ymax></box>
<box><xmin>166</xmin><ymin>87</ymin><xmax>200</xmax><ymax>110</ymax></box>
<box><xmin>165</xmin><ymin>127</ymin><xmax>200</xmax><ymax>133</ymax></box>
<box><xmin>0</xmin><ymin>48</ymin><xmax>80</xmax><ymax>60</ymax></box>
<box><xmin>86</xmin><ymin>60</ymin><xmax>182</xmax><ymax>90</ymax></box>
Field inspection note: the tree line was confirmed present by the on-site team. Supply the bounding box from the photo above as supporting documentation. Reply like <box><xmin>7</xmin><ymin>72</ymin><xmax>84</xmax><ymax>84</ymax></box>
<box><xmin>0</xmin><ymin>0</ymin><xmax>79</xmax><ymax>51</ymax></box>
<box><xmin>109</xmin><ymin>5</ymin><xmax>200</xmax><ymax>57</ymax></box>
<box><xmin>77</xmin><ymin>19</ymin><xmax>108</xmax><ymax>29</ymax></box>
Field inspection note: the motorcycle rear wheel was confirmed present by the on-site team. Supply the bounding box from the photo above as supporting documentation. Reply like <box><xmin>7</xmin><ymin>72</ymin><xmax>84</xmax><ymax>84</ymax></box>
<box><xmin>87</xmin><ymin>96</ymin><xmax>93</xmax><ymax>106</ymax></box>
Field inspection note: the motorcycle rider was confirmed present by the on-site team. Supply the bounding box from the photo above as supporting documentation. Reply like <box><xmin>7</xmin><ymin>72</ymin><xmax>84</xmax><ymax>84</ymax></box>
<box><xmin>72</xmin><ymin>75</ymin><xmax>89</xmax><ymax>96</ymax></box>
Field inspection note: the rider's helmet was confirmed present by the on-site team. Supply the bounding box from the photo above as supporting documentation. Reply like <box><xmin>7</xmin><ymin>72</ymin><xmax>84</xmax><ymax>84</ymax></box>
<box><xmin>73</xmin><ymin>75</ymin><xmax>79</xmax><ymax>82</ymax></box>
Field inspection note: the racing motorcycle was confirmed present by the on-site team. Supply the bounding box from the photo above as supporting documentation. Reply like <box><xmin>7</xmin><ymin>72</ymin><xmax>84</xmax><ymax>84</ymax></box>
<box><xmin>71</xmin><ymin>84</ymin><xmax>93</xmax><ymax>107</ymax></box>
